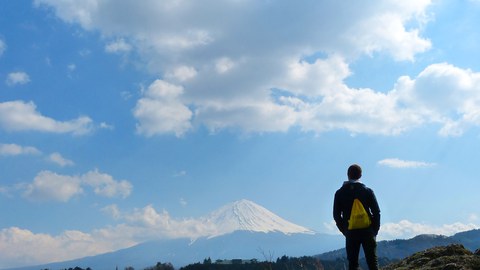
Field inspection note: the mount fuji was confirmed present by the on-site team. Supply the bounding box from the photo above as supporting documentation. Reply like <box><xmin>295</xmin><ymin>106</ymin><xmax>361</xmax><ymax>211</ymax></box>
<box><xmin>7</xmin><ymin>200</ymin><xmax>342</xmax><ymax>270</ymax></box>
<box><xmin>201</xmin><ymin>199</ymin><xmax>314</xmax><ymax>236</ymax></box>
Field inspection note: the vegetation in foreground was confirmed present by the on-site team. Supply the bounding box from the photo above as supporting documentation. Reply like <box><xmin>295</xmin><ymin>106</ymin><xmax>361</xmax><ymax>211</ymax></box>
<box><xmin>40</xmin><ymin>255</ymin><xmax>396</xmax><ymax>270</ymax></box>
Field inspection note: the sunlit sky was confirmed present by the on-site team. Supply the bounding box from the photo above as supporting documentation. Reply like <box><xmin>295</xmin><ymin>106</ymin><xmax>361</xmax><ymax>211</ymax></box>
<box><xmin>2</xmin><ymin>0</ymin><xmax>480</xmax><ymax>268</ymax></box>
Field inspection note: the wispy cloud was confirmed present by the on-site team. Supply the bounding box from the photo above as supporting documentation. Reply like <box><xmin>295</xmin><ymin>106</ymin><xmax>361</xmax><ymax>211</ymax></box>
<box><xmin>101</xmin><ymin>204</ymin><xmax>121</xmax><ymax>219</ymax></box>
<box><xmin>22</xmin><ymin>170</ymin><xmax>133</xmax><ymax>202</ymax></box>
<box><xmin>1</xmin><ymin>145</ymin><xmax>76</xmax><ymax>170</ymax></box>
<box><xmin>105</xmin><ymin>38</ymin><xmax>132</xmax><ymax>54</ymax></box>
<box><xmin>378</xmin><ymin>158</ymin><xmax>436</xmax><ymax>168</ymax></box>
<box><xmin>0</xmin><ymin>39</ymin><xmax>6</xmax><ymax>56</ymax></box>
<box><xmin>180</xmin><ymin>198</ymin><xmax>188</xmax><ymax>206</ymax></box>
<box><xmin>173</xmin><ymin>170</ymin><xmax>187</xmax><ymax>177</ymax></box>
<box><xmin>6</xmin><ymin>72</ymin><xmax>30</xmax><ymax>86</ymax></box>
<box><xmin>0</xmin><ymin>143</ymin><xmax>41</xmax><ymax>156</ymax></box>
<box><xmin>82</xmin><ymin>169</ymin><xmax>133</xmax><ymax>199</ymax></box>
<box><xmin>47</xmin><ymin>152</ymin><xmax>74</xmax><ymax>167</ymax></box>
<box><xmin>0</xmin><ymin>100</ymin><xmax>93</xmax><ymax>135</ymax></box>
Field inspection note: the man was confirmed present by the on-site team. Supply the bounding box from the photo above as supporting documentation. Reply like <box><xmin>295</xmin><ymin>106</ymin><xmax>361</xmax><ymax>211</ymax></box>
<box><xmin>333</xmin><ymin>164</ymin><xmax>380</xmax><ymax>270</ymax></box>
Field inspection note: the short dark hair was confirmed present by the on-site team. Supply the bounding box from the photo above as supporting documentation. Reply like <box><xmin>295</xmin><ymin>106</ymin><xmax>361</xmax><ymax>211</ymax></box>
<box><xmin>347</xmin><ymin>164</ymin><xmax>362</xmax><ymax>180</ymax></box>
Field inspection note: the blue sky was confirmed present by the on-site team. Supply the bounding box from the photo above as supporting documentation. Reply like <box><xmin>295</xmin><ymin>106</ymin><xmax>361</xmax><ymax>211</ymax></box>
<box><xmin>2</xmin><ymin>0</ymin><xmax>480</xmax><ymax>267</ymax></box>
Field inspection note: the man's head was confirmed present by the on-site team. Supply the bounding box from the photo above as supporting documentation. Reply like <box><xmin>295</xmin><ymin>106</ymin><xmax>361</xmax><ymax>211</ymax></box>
<box><xmin>347</xmin><ymin>164</ymin><xmax>362</xmax><ymax>181</ymax></box>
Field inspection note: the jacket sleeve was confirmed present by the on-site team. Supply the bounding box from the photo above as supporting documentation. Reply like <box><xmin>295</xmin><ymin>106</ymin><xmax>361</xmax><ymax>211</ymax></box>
<box><xmin>368</xmin><ymin>189</ymin><xmax>381</xmax><ymax>235</ymax></box>
<box><xmin>333</xmin><ymin>191</ymin><xmax>347</xmax><ymax>235</ymax></box>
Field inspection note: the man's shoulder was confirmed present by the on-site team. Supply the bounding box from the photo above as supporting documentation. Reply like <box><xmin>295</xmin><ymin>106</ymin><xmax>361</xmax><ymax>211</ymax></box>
<box><xmin>349</xmin><ymin>182</ymin><xmax>376</xmax><ymax>195</ymax></box>
<box><xmin>336</xmin><ymin>181</ymin><xmax>373</xmax><ymax>193</ymax></box>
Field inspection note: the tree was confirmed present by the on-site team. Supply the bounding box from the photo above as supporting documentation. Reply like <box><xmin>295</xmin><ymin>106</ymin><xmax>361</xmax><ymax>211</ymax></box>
<box><xmin>144</xmin><ymin>262</ymin><xmax>174</xmax><ymax>270</ymax></box>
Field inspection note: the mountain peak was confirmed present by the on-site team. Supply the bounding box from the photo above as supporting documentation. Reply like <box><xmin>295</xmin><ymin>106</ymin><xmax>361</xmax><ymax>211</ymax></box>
<box><xmin>203</xmin><ymin>199</ymin><xmax>313</xmax><ymax>237</ymax></box>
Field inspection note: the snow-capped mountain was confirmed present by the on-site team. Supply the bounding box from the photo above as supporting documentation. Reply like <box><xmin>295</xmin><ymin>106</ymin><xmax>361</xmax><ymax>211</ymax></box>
<box><xmin>202</xmin><ymin>199</ymin><xmax>314</xmax><ymax>237</ymax></box>
<box><xmin>5</xmin><ymin>200</ymin><xmax>341</xmax><ymax>270</ymax></box>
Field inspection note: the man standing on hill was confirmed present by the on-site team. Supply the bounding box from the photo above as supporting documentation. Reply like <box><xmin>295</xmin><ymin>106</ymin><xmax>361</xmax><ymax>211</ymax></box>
<box><xmin>333</xmin><ymin>164</ymin><xmax>381</xmax><ymax>270</ymax></box>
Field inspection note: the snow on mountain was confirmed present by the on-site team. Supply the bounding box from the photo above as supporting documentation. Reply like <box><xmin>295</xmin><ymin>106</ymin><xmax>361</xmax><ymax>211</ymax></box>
<box><xmin>202</xmin><ymin>199</ymin><xmax>314</xmax><ymax>237</ymax></box>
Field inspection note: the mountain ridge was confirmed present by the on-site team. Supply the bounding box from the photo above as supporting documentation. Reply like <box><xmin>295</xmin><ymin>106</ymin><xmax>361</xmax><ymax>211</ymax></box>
<box><xmin>316</xmin><ymin>229</ymin><xmax>480</xmax><ymax>261</ymax></box>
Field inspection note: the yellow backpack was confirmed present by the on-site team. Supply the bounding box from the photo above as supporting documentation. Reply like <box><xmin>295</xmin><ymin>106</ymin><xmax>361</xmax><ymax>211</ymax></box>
<box><xmin>348</xmin><ymin>198</ymin><xmax>372</xmax><ymax>230</ymax></box>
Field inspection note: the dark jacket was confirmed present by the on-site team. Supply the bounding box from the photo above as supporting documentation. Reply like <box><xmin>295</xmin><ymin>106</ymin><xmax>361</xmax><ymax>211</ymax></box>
<box><xmin>333</xmin><ymin>181</ymin><xmax>380</xmax><ymax>236</ymax></box>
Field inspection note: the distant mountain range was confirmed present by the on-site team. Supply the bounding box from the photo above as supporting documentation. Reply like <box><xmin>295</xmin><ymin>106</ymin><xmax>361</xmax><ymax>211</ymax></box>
<box><xmin>316</xmin><ymin>229</ymin><xmax>480</xmax><ymax>261</ymax></box>
<box><xmin>5</xmin><ymin>200</ymin><xmax>480</xmax><ymax>270</ymax></box>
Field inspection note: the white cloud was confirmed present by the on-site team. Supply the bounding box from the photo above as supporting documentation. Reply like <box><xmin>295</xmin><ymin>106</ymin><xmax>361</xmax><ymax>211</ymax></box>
<box><xmin>6</xmin><ymin>72</ymin><xmax>30</xmax><ymax>86</ymax></box>
<box><xmin>23</xmin><ymin>171</ymin><xmax>83</xmax><ymax>202</ymax></box>
<box><xmin>34</xmin><ymin>0</ymin><xmax>431</xmax><ymax>61</ymax></box>
<box><xmin>0</xmin><ymin>203</ymin><xmax>217</xmax><ymax>268</ymax></box>
<box><xmin>37</xmin><ymin>1</ymin><xmax>480</xmax><ymax>137</ymax></box>
<box><xmin>133</xmin><ymin>80</ymin><xmax>192</xmax><ymax>137</ymax></box>
<box><xmin>378</xmin><ymin>158</ymin><xmax>436</xmax><ymax>168</ymax></box>
<box><xmin>102</xmin><ymin>204</ymin><xmax>122</xmax><ymax>219</ymax></box>
<box><xmin>0</xmin><ymin>143</ymin><xmax>41</xmax><ymax>156</ymax></box>
<box><xmin>99</xmin><ymin>122</ymin><xmax>114</xmax><ymax>130</ymax></box>
<box><xmin>165</xmin><ymin>65</ymin><xmax>197</xmax><ymax>82</ymax></box>
<box><xmin>197</xmin><ymin>100</ymin><xmax>297</xmax><ymax>134</ymax></box>
<box><xmin>82</xmin><ymin>169</ymin><xmax>132</xmax><ymax>198</ymax></box>
<box><xmin>0</xmin><ymin>100</ymin><xmax>93</xmax><ymax>135</ymax></box>
<box><xmin>0</xmin><ymin>227</ymin><xmax>134</xmax><ymax>269</ymax></box>
<box><xmin>22</xmin><ymin>170</ymin><xmax>132</xmax><ymax>202</ymax></box>
<box><xmin>279</xmin><ymin>55</ymin><xmax>351</xmax><ymax>97</ymax></box>
<box><xmin>215</xmin><ymin>57</ymin><xmax>235</xmax><ymax>74</ymax></box>
<box><xmin>393</xmin><ymin>63</ymin><xmax>480</xmax><ymax>136</ymax></box>
<box><xmin>121</xmin><ymin>90</ymin><xmax>133</xmax><ymax>100</ymax></box>
<box><xmin>32</xmin><ymin>1</ymin><xmax>480</xmax><ymax>137</ymax></box>
<box><xmin>48</xmin><ymin>152</ymin><xmax>74</xmax><ymax>167</ymax></box>
<box><xmin>117</xmin><ymin>204</ymin><xmax>217</xmax><ymax>240</ymax></box>
<box><xmin>105</xmin><ymin>38</ymin><xmax>132</xmax><ymax>54</ymax></box>
<box><xmin>378</xmin><ymin>220</ymin><xmax>479</xmax><ymax>240</ymax></box>
<box><xmin>34</xmin><ymin>0</ymin><xmax>436</xmax><ymax>137</ymax></box>
<box><xmin>346</xmin><ymin>10</ymin><xmax>431</xmax><ymax>61</ymax></box>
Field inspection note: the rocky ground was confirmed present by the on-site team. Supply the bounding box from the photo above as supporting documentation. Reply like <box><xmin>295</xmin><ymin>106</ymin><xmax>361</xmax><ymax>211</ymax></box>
<box><xmin>382</xmin><ymin>244</ymin><xmax>480</xmax><ymax>270</ymax></box>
